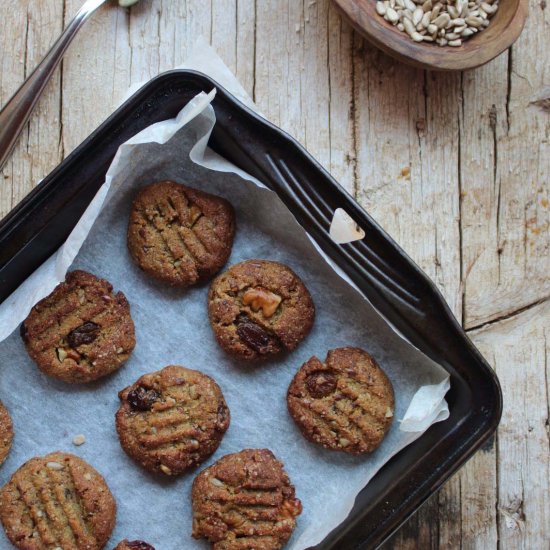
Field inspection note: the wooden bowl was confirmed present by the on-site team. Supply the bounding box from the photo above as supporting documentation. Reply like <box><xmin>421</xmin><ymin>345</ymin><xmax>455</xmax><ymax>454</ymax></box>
<box><xmin>332</xmin><ymin>0</ymin><xmax>528</xmax><ymax>71</ymax></box>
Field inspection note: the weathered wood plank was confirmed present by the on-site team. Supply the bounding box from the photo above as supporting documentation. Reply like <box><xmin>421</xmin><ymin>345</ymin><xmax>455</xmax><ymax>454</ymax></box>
<box><xmin>234</xmin><ymin>0</ymin><xmax>256</xmax><ymax>99</ymax></box>
<box><xmin>212</xmin><ymin>1</ymin><xmax>237</xmax><ymax>73</ymax></box>
<box><xmin>255</xmin><ymin>0</ymin><xmax>332</xmax><ymax>174</ymax></box>
<box><xmin>457</xmin><ymin>434</ymin><xmax>499</xmax><ymax>548</ymax></box>
<box><xmin>461</xmin><ymin>0</ymin><xmax>550</xmax><ymax>329</ymax></box>
<box><xmin>61</xmin><ymin>0</ymin><xmax>130</xmax><ymax>152</ymax></box>
<box><xmin>471</xmin><ymin>300</ymin><xmax>550</xmax><ymax>549</ymax></box>
<box><xmin>0</xmin><ymin>0</ymin><xmax>63</xmax><ymax>219</ymax></box>
<box><xmin>326</xmin><ymin>2</ymin><xmax>356</xmax><ymax>195</ymax></box>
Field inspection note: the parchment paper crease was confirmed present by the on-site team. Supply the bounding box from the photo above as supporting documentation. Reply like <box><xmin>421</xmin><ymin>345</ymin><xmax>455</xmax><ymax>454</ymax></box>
<box><xmin>0</xmin><ymin>42</ymin><xmax>449</xmax><ymax>550</ymax></box>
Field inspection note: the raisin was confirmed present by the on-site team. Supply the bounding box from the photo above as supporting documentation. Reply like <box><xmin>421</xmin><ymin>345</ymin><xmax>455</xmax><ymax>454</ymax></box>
<box><xmin>306</xmin><ymin>371</ymin><xmax>337</xmax><ymax>398</ymax></box>
<box><xmin>216</xmin><ymin>403</ymin><xmax>229</xmax><ymax>430</ymax></box>
<box><xmin>67</xmin><ymin>321</ymin><xmax>100</xmax><ymax>348</ymax></box>
<box><xmin>127</xmin><ymin>542</ymin><xmax>155</xmax><ymax>550</ymax></box>
<box><xmin>127</xmin><ymin>387</ymin><xmax>160</xmax><ymax>411</ymax></box>
<box><xmin>236</xmin><ymin>320</ymin><xmax>271</xmax><ymax>352</ymax></box>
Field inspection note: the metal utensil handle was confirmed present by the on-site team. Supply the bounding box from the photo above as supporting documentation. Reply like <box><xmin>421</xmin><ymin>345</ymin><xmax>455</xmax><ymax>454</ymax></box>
<box><xmin>0</xmin><ymin>0</ymin><xmax>107</xmax><ymax>173</ymax></box>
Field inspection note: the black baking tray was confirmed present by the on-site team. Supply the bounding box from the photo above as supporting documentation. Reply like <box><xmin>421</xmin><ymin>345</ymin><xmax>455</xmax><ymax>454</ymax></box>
<box><xmin>0</xmin><ymin>70</ymin><xmax>501</xmax><ymax>549</ymax></box>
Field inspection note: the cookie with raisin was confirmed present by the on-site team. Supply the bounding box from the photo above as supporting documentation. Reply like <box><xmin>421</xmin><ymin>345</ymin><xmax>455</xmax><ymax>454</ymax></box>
<box><xmin>21</xmin><ymin>270</ymin><xmax>136</xmax><ymax>384</ymax></box>
<box><xmin>0</xmin><ymin>452</ymin><xmax>116</xmax><ymax>550</ymax></box>
<box><xmin>192</xmin><ymin>449</ymin><xmax>302</xmax><ymax>550</ymax></box>
<box><xmin>208</xmin><ymin>260</ymin><xmax>315</xmax><ymax>361</ymax></box>
<box><xmin>0</xmin><ymin>401</ymin><xmax>13</xmax><ymax>467</ymax></box>
<box><xmin>127</xmin><ymin>181</ymin><xmax>235</xmax><ymax>286</ymax></box>
<box><xmin>113</xmin><ymin>541</ymin><xmax>155</xmax><ymax>550</ymax></box>
<box><xmin>287</xmin><ymin>347</ymin><xmax>394</xmax><ymax>454</ymax></box>
<box><xmin>116</xmin><ymin>365</ymin><xmax>230</xmax><ymax>476</ymax></box>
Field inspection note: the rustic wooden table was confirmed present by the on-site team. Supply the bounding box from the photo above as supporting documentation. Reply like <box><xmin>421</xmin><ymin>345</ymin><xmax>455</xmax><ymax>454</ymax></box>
<box><xmin>0</xmin><ymin>1</ymin><xmax>548</xmax><ymax>548</ymax></box>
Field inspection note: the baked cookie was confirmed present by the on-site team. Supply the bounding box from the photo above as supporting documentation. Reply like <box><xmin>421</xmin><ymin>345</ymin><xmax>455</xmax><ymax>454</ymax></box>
<box><xmin>127</xmin><ymin>181</ymin><xmax>235</xmax><ymax>287</ymax></box>
<box><xmin>287</xmin><ymin>347</ymin><xmax>394</xmax><ymax>454</ymax></box>
<box><xmin>21</xmin><ymin>270</ymin><xmax>136</xmax><ymax>384</ymax></box>
<box><xmin>0</xmin><ymin>400</ymin><xmax>13</xmax><ymax>466</ymax></box>
<box><xmin>116</xmin><ymin>365</ymin><xmax>230</xmax><ymax>476</ymax></box>
<box><xmin>0</xmin><ymin>452</ymin><xmax>116</xmax><ymax>550</ymax></box>
<box><xmin>113</xmin><ymin>541</ymin><xmax>155</xmax><ymax>550</ymax></box>
<box><xmin>208</xmin><ymin>260</ymin><xmax>315</xmax><ymax>360</ymax></box>
<box><xmin>192</xmin><ymin>449</ymin><xmax>302</xmax><ymax>550</ymax></box>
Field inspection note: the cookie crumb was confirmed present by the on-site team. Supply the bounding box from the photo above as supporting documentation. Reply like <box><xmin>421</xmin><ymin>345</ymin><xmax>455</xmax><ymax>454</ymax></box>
<box><xmin>72</xmin><ymin>434</ymin><xmax>86</xmax><ymax>446</ymax></box>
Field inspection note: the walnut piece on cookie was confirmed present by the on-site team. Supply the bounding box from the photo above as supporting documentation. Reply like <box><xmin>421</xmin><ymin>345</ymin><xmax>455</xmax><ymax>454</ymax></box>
<box><xmin>0</xmin><ymin>452</ymin><xmax>116</xmax><ymax>550</ymax></box>
<box><xmin>21</xmin><ymin>270</ymin><xmax>136</xmax><ymax>384</ymax></box>
<box><xmin>116</xmin><ymin>365</ymin><xmax>230</xmax><ymax>476</ymax></box>
<box><xmin>127</xmin><ymin>181</ymin><xmax>235</xmax><ymax>287</ymax></box>
<box><xmin>287</xmin><ymin>347</ymin><xmax>395</xmax><ymax>454</ymax></box>
<box><xmin>192</xmin><ymin>448</ymin><xmax>302</xmax><ymax>550</ymax></box>
<box><xmin>208</xmin><ymin>260</ymin><xmax>315</xmax><ymax>361</ymax></box>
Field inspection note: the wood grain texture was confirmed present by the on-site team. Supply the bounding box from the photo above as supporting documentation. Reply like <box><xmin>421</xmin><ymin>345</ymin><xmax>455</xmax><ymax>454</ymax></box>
<box><xmin>461</xmin><ymin>0</ymin><xmax>550</xmax><ymax>329</ymax></box>
<box><xmin>0</xmin><ymin>0</ymin><xmax>63</xmax><ymax>220</ymax></box>
<box><xmin>469</xmin><ymin>301</ymin><xmax>549</xmax><ymax>550</ymax></box>
<box><xmin>0</xmin><ymin>0</ymin><xmax>548</xmax><ymax>548</ymax></box>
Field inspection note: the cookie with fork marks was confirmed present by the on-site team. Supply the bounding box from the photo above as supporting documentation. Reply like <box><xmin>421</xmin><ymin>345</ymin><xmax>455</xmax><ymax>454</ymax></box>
<box><xmin>127</xmin><ymin>181</ymin><xmax>235</xmax><ymax>286</ymax></box>
<box><xmin>0</xmin><ymin>452</ymin><xmax>116</xmax><ymax>550</ymax></box>
<box><xmin>191</xmin><ymin>448</ymin><xmax>302</xmax><ymax>550</ymax></box>
<box><xmin>287</xmin><ymin>347</ymin><xmax>394</xmax><ymax>454</ymax></box>
<box><xmin>116</xmin><ymin>365</ymin><xmax>230</xmax><ymax>476</ymax></box>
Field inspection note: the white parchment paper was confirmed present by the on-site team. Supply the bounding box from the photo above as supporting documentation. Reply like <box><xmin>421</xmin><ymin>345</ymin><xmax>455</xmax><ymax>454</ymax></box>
<box><xmin>0</xmin><ymin>45</ymin><xmax>450</xmax><ymax>550</ymax></box>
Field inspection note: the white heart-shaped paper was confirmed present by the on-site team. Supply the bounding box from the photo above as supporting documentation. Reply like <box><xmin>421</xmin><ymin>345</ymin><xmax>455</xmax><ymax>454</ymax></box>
<box><xmin>329</xmin><ymin>208</ymin><xmax>366</xmax><ymax>244</ymax></box>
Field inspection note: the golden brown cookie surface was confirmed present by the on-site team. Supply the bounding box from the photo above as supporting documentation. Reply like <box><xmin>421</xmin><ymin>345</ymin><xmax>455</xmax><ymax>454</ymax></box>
<box><xmin>113</xmin><ymin>540</ymin><xmax>155</xmax><ymax>550</ymax></box>
<box><xmin>127</xmin><ymin>181</ymin><xmax>235</xmax><ymax>287</ymax></box>
<box><xmin>208</xmin><ymin>260</ymin><xmax>315</xmax><ymax>361</ymax></box>
<box><xmin>116</xmin><ymin>366</ymin><xmax>230</xmax><ymax>476</ymax></box>
<box><xmin>287</xmin><ymin>347</ymin><xmax>395</xmax><ymax>454</ymax></box>
<box><xmin>192</xmin><ymin>449</ymin><xmax>302</xmax><ymax>550</ymax></box>
<box><xmin>0</xmin><ymin>452</ymin><xmax>116</xmax><ymax>550</ymax></box>
<box><xmin>0</xmin><ymin>401</ymin><xmax>13</xmax><ymax>467</ymax></box>
<box><xmin>21</xmin><ymin>270</ymin><xmax>136</xmax><ymax>384</ymax></box>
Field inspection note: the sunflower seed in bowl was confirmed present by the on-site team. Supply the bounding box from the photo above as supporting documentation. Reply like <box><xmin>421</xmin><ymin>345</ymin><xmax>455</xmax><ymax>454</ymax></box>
<box><xmin>374</xmin><ymin>0</ymin><xmax>499</xmax><ymax>47</ymax></box>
